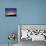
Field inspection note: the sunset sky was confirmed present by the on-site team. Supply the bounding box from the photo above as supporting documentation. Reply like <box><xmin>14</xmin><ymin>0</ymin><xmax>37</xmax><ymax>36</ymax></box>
<box><xmin>5</xmin><ymin>8</ymin><xmax>16</xmax><ymax>15</ymax></box>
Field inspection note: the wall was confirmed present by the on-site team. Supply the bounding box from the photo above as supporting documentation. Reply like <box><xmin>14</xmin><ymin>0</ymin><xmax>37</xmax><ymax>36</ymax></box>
<box><xmin>0</xmin><ymin>0</ymin><xmax>21</xmax><ymax>44</ymax></box>
<box><xmin>0</xmin><ymin>0</ymin><xmax>46</xmax><ymax>45</ymax></box>
<box><xmin>20</xmin><ymin>0</ymin><xmax>46</xmax><ymax>24</ymax></box>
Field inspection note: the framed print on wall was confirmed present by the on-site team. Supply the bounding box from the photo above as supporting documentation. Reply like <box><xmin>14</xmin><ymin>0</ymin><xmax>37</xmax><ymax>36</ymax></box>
<box><xmin>5</xmin><ymin>8</ymin><xmax>16</xmax><ymax>16</ymax></box>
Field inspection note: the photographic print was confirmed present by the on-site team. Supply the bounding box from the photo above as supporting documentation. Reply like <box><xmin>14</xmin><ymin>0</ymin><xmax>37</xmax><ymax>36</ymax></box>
<box><xmin>5</xmin><ymin>8</ymin><xmax>16</xmax><ymax>16</ymax></box>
